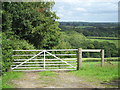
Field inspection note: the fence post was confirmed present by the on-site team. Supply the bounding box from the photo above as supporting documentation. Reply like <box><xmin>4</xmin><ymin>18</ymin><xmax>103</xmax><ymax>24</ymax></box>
<box><xmin>101</xmin><ymin>49</ymin><xmax>104</xmax><ymax>67</ymax></box>
<box><xmin>77</xmin><ymin>48</ymin><xmax>82</xmax><ymax>70</ymax></box>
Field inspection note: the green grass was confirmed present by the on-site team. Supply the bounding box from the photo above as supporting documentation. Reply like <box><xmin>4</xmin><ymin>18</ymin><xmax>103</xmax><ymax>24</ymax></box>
<box><xmin>87</xmin><ymin>36</ymin><xmax>119</xmax><ymax>48</ymax></box>
<box><xmin>70</xmin><ymin>61</ymin><xmax>119</xmax><ymax>85</ymax></box>
<box><xmin>87</xmin><ymin>36</ymin><xmax>119</xmax><ymax>39</ymax></box>
<box><xmin>2</xmin><ymin>71</ymin><xmax>24</xmax><ymax>88</ymax></box>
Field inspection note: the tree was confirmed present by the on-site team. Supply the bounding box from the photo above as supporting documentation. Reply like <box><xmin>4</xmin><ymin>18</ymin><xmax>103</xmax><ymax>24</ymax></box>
<box><xmin>2</xmin><ymin>2</ymin><xmax>61</xmax><ymax>49</ymax></box>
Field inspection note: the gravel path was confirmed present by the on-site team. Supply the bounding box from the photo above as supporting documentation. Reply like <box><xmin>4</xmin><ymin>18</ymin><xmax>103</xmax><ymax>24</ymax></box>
<box><xmin>12</xmin><ymin>72</ymin><xmax>105</xmax><ymax>88</ymax></box>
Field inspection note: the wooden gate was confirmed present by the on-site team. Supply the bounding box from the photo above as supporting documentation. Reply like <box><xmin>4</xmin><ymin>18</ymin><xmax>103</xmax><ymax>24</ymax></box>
<box><xmin>11</xmin><ymin>49</ymin><xmax>104</xmax><ymax>71</ymax></box>
<box><xmin>11</xmin><ymin>49</ymin><xmax>78</xmax><ymax>71</ymax></box>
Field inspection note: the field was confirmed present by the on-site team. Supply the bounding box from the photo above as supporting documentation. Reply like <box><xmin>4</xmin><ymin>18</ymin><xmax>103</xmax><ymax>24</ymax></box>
<box><xmin>2</xmin><ymin>61</ymin><xmax>119</xmax><ymax>88</ymax></box>
<box><xmin>71</xmin><ymin>62</ymin><xmax>119</xmax><ymax>83</ymax></box>
<box><xmin>87</xmin><ymin>36</ymin><xmax>119</xmax><ymax>39</ymax></box>
<box><xmin>87</xmin><ymin>36</ymin><xmax>119</xmax><ymax>48</ymax></box>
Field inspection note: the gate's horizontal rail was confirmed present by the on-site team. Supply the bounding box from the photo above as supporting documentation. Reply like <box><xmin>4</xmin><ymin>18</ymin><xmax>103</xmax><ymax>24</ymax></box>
<box><xmin>12</xmin><ymin>67</ymin><xmax>76</xmax><ymax>69</ymax></box>
<box><xmin>11</xmin><ymin>64</ymin><xmax>77</xmax><ymax>66</ymax></box>
<box><xmin>13</xmin><ymin>61</ymin><xmax>76</xmax><ymax>63</ymax></box>
<box><xmin>13</xmin><ymin>49</ymin><xmax>78</xmax><ymax>51</ymax></box>
<box><xmin>14</xmin><ymin>58</ymin><xmax>77</xmax><ymax>61</ymax></box>
<box><xmin>13</xmin><ymin>49</ymin><xmax>101</xmax><ymax>52</ymax></box>
<box><xmin>12</xmin><ymin>54</ymin><xmax>76</xmax><ymax>56</ymax></box>
<box><xmin>12</xmin><ymin>69</ymin><xmax>76</xmax><ymax>71</ymax></box>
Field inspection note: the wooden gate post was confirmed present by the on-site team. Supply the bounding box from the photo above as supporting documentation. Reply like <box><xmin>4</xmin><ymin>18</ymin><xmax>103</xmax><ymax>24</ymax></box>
<box><xmin>77</xmin><ymin>48</ymin><xmax>82</xmax><ymax>70</ymax></box>
<box><xmin>101</xmin><ymin>49</ymin><xmax>104</xmax><ymax>67</ymax></box>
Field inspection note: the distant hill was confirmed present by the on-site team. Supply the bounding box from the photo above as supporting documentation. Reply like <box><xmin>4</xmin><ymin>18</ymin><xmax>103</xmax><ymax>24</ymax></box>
<box><xmin>59</xmin><ymin>22</ymin><xmax>119</xmax><ymax>37</ymax></box>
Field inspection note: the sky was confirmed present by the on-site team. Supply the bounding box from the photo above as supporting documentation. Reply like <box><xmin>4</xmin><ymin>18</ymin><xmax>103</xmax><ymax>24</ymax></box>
<box><xmin>53</xmin><ymin>0</ymin><xmax>119</xmax><ymax>22</ymax></box>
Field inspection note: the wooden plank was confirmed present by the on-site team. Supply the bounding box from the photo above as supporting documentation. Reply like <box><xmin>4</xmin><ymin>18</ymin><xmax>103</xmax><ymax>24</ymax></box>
<box><xmin>14</xmin><ymin>59</ymin><xmax>44</xmax><ymax>61</ymax></box>
<box><xmin>13</xmin><ymin>49</ymin><xmax>101</xmax><ymax>52</ymax></box>
<box><xmin>11</xmin><ymin>64</ymin><xmax>77</xmax><ymax>66</ymax></box>
<box><xmin>13</xmin><ymin>55</ymin><xmax>37</xmax><ymax>56</ymax></box>
<box><xmin>12</xmin><ymin>54</ymin><xmax>76</xmax><ymax>56</ymax></box>
<box><xmin>13</xmin><ymin>67</ymin><xmax>44</xmax><ymax>69</ymax></box>
<box><xmin>13</xmin><ymin>49</ymin><xmax>77</xmax><ymax>52</ymax></box>
<box><xmin>12</xmin><ymin>69</ymin><xmax>76</xmax><ymax>71</ymax></box>
<box><xmin>12</xmin><ymin>67</ymin><xmax>77</xmax><ymax>69</ymax></box>
<box><xmin>82</xmin><ymin>49</ymin><xmax>101</xmax><ymax>52</ymax></box>
<box><xmin>13</xmin><ymin>61</ymin><xmax>76</xmax><ymax>63</ymax></box>
<box><xmin>14</xmin><ymin>58</ymin><xmax>77</xmax><ymax>61</ymax></box>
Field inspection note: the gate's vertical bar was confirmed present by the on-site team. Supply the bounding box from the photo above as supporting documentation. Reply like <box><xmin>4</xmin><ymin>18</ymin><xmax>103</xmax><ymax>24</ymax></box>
<box><xmin>44</xmin><ymin>51</ymin><xmax>46</xmax><ymax>69</ymax></box>
<box><xmin>101</xmin><ymin>49</ymin><xmax>104</xmax><ymax>67</ymax></box>
<box><xmin>77</xmin><ymin>48</ymin><xmax>82</xmax><ymax>70</ymax></box>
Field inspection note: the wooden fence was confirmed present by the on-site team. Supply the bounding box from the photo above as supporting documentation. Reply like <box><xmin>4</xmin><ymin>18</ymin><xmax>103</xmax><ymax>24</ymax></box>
<box><xmin>77</xmin><ymin>48</ymin><xmax>104</xmax><ymax>70</ymax></box>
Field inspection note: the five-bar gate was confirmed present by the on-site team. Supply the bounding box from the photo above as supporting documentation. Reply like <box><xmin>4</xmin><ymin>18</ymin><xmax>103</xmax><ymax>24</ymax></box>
<box><xmin>11</xmin><ymin>49</ymin><xmax>78</xmax><ymax>71</ymax></box>
<box><xmin>11</xmin><ymin>49</ymin><xmax>104</xmax><ymax>71</ymax></box>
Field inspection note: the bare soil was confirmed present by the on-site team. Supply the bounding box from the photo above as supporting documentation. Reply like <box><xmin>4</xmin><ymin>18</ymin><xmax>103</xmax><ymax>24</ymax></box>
<box><xmin>12</xmin><ymin>72</ymin><xmax>105</xmax><ymax>88</ymax></box>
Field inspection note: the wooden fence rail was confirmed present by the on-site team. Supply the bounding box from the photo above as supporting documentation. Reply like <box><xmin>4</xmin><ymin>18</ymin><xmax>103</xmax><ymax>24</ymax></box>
<box><xmin>77</xmin><ymin>48</ymin><xmax>104</xmax><ymax>70</ymax></box>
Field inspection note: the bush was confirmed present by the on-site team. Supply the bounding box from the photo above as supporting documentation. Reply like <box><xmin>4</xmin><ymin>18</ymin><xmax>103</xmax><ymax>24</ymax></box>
<box><xmin>2</xmin><ymin>32</ymin><xmax>36</xmax><ymax>72</ymax></box>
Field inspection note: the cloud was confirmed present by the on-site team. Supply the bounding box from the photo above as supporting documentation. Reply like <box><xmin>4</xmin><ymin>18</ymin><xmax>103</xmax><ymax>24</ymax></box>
<box><xmin>53</xmin><ymin>0</ymin><xmax>118</xmax><ymax>22</ymax></box>
<box><xmin>75</xmin><ymin>7</ymin><xmax>87</xmax><ymax>12</ymax></box>
<box><xmin>54</xmin><ymin>0</ymin><xmax>119</xmax><ymax>2</ymax></box>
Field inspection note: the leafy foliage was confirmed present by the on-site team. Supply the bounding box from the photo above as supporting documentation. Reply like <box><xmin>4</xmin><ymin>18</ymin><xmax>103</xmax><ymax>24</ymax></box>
<box><xmin>2</xmin><ymin>2</ymin><xmax>61</xmax><ymax>49</ymax></box>
<box><xmin>60</xmin><ymin>31</ymin><xmax>118</xmax><ymax>58</ymax></box>
<box><xmin>2</xmin><ymin>32</ymin><xmax>36</xmax><ymax>72</ymax></box>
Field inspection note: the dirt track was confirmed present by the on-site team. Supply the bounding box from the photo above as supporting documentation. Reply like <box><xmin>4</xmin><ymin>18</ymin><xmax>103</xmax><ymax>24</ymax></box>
<box><xmin>12</xmin><ymin>72</ymin><xmax>105</xmax><ymax>88</ymax></box>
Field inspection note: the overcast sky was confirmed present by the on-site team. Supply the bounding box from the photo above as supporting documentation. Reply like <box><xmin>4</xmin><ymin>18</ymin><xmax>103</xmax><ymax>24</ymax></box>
<box><xmin>53</xmin><ymin>0</ymin><xmax>119</xmax><ymax>22</ymax></box>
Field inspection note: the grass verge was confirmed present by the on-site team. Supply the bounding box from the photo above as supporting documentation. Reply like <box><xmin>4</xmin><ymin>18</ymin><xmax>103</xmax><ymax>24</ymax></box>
<box><xmin>2</xmin><ymin>71</ymin><xmax>24</xmax><ymax>88</ymax></box>
<box><xmin>70</xmin><ymin>61</ymin><xmax>119</xmax><ymax>87</ymax></box>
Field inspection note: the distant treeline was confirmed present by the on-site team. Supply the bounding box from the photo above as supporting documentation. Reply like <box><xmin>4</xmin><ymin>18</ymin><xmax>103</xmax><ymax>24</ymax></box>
<box><xmin>59</xmin><ymin>22</ymin><xmax>118</xmax><ymax>27</ymax></box>
<box><xmin>59</xmin><ymin>22</ymin><xmax>119</xmax><ymax>37</ymax></box>
<box><xmin>58</xmin><ymin>22</ymin><xmax>119</xmax><ymax>59</ymax></box>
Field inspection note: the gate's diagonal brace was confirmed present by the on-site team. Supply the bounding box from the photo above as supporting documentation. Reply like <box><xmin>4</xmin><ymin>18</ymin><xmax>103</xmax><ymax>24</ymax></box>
<box><xmin>12</xmin><ymin>50</ymin><xmax>45</xmax><ymax>69</ymax></box>
<box><xmin>46</xmin><ymin>51</ymin><xmax>76</xmax><ymax>69</ymax></box>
